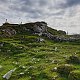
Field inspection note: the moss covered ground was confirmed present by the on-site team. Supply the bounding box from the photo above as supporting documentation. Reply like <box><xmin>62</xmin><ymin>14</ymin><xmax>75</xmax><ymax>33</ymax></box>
<box><xmin>0</xmin><ymin>35</ymin><xmax>80</xmax><ymax>80</ymax></box>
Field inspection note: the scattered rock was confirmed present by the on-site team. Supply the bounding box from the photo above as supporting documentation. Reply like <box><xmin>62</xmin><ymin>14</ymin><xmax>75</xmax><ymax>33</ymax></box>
<box><xmin>0</xmin><ymin>42</ymin><xmax>4</xmax><ymax>47</ymax></box>
<box><xmin>19</xmin><ymin>72</ymin><xmax>25</xmax><ymax>75</ymax></box>
<box><xmin>37</xmin><ymin>38</ymin><xmax>45</xmax><ymax>42</ymax></box>
<box><xmin>52</xmin><ymin>60</ymin><xmax>59</xmax><ymax>64</ymax></box>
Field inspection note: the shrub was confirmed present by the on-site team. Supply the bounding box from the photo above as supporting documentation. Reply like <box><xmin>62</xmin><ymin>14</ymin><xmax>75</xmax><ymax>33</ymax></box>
<box><xmin>68</xmin><ymin>70</ymin><xmax>80</xmax><ymax>80</ymax></box>
<box><xmin>67</xmin><ymin>55</ymin><xmax>80</xmax><ymax>64</ymax></box>
<box><xmin>57</xmin><ymin>64</ymin><xmax>75</xmax><ymax>76</ymax></box>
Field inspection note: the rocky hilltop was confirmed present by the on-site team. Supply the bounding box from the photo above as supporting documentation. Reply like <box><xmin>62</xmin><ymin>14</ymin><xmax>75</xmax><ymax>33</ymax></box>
<box><xmin>0</xmin><ymin>21</ymin><xmax>47</xmax><ymax>36</ymax></box>
<box><xmin>0</xmin><ymin>21</ymin><xmax>79</xmax><ymax>42</ymax></box>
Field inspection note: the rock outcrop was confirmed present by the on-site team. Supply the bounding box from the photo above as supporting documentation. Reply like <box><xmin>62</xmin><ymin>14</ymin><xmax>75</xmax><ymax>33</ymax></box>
<box><xmin>23</xmin><ymin>21</ymin><xmax>47</xmax><ymax>34</ymax></box>
<box><xmin>0</xmin><ymin>21</ymin><xmax>47</xmax><ymax>37</ymax></box>
<box><xmin>0</xmin><ymin>21</ymin><xmax>79</xmax><ymax>42</ymax></box>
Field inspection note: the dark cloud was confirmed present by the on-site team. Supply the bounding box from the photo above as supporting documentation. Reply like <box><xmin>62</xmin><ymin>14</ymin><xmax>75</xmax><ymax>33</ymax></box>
<box><xmin>9</xmin><ymin>0</ymin><xmax>50</xmax><ymax>19</ymax></box>
<box><xmin>19</xmin><ymin>0</ymin><xmax>49</xmax><ymax>6</ymax></box>
<box><xmin>0</xmin><ymin>0</ymin><xmax>7</xmax><ymax>2</ymax></box>
<box><xmin>9</xmin><ymin>4</ymin><xmax>42</xmax><ymax>19</ymax></box>
<box><xmin>38</xmin><ymin>0</ymin><xmax>49</xmax><ymax>6</ymax></box>
<box><xmin>61</xmin><ymin>0</ymin><xmax>80</xmax><ymax>8</ymax></box>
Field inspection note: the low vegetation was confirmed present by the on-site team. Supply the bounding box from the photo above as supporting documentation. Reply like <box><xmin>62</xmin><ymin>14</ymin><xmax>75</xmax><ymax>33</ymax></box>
<box><xmin>0</xmin><ymin>34</ymin><xmax>80</xmax><ymax>80</ymax></box>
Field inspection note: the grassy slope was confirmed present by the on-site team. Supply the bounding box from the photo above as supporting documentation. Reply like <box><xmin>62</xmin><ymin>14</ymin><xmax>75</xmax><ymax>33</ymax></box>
<box><xmin>0</xmin><ymin>34</ymin><xmax>80</xmax><ymax>80</ymax></box>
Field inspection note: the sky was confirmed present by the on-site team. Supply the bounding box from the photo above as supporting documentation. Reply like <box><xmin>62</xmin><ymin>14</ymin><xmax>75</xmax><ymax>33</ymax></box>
<box><xmin>0</xmin><ymin>0</ymin><xmax>80</xmax><ymax>34</ymax></box>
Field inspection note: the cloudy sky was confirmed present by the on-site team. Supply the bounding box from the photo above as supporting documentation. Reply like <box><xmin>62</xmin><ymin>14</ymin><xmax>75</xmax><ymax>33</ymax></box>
<box><xmin>0</xmin><ymin>0</ymin><xmax>80</xmax><ymax>34</ymax></box>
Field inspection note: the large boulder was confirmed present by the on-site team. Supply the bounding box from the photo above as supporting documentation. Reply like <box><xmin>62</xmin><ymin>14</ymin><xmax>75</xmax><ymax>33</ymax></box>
<box><xmin>33</xmin><ymin>22</ymin><xmax>47</xmax><ymax>33</ymax></box>
<box><xmin>23</xmin><ymin>21</ymin><xmax>47</xmax><ymax>35</ymax></box>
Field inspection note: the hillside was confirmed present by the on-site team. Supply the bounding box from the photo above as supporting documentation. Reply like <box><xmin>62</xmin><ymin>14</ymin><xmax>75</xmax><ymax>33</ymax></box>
<box><xmin>0</xmin><ymin>22</ymin><xmax>80</xmax><ymax>80</ymax></box>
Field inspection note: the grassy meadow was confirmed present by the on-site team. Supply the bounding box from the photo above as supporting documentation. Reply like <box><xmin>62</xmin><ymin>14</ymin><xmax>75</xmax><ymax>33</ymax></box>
<box><xmin>0</xmin><ymin>35</ymin><xmax>80</xmax><ymax>80</ymax></box>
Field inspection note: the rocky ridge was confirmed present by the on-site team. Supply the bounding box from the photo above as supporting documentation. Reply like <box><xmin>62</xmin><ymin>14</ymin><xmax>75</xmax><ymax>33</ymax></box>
<box><xmin>0</xmin><ymin>21</ymin><xmax>79</xmax><ymax>42</ymax></box>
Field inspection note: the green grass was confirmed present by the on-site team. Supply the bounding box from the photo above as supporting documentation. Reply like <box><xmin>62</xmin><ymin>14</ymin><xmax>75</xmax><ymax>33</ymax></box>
<box><xmin>0</xmin><ymin>35</ymin><xmax>80</xmax><ymax>80</ymax></box>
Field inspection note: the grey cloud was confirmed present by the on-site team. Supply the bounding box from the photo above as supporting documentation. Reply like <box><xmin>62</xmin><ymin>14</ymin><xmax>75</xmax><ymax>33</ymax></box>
<box><xmin>0</xmin><ymin>0</ymin><xmax>7</xmax><ymax>2</ymax></box>
<box><xmin>53</xmin><ymin>11</ymin><xmax>65</xmax><ymax>16</ymax></box>
<box><xmin>0</xmin><ymin>0</ymin><xmax>68</xmax><ymax>20</ymax></box>
<box><xmin>20</xmin><ymin>0</ymin><xmax>34</xmax><ymax>6</ymax></box>
<box><xmin>38</xmin><ymin>0</ymin><xmax>50</xmax><ymax>6</ymax></box>
<box><xmin>19</xmin><ymin>0</ymin><xmax>49</xmax><ymax>6</ymax></box>
<box><xmin>60</xmin><ymin>0</ymin><xmax>80</xmax><ymax>8</ymax></box>
<box><xmin>9</xmin><ymin>4</ymin><xmax>42</xmax><ymax>19</ymax></box>
<box><xmin>9</xmin><ymin>0</ymin><xmax>51</xmax><ymax>19</ymax></box>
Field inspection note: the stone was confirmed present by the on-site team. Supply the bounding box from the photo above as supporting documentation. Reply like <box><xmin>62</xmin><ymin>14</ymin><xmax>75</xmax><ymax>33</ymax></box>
<box><xmin>53</xmin><ymin>67</ymin><xmax>57</xmax><ymax>72</ymax></box>
<box><xmin>34</xmin><ymin>62</ymin><xmax>37</xmax><ymax>64</ymax></box>
<box><xmin>74</xmin><ymin>52</ymin><xmax>77</xmax><ymax>55</ymax></box>
<box><xmin>63</xmin><ymin>55</ymin><xmax>67</xmax><ymax>58</ymax></box>
<box><xmin>15</xmin><ymin>62</ymin><xmax>18</xmax><ymax>65</ymax></box>
<box><xmin>37</xmin><ymin>59</ymin><xmax>40</xmax><ymax>62</ymax></box>
<box><xmin>33</xmin><ymin>22</ymin><xmax>47</xmax><ymax>33</ymax></box>
<box><xmin>22</xmin><ymin>66</ymin><xmax>26</xmax><ymax>69</ymax></box>
<box><xmin>37</xmin><ymin>38</ymin><xmax>45</xmax><ymax>42</ymax></box>
<box><xmin>54</xmin><ymin>67</ymin><xmax>57</xmax><ymax>70</ymax></box>
<box><xmin>52</xmin><ymin>60</ymin><xmax>55</xmax><ymax>64</ymax></box>
<box><xmin>54</xmin><ymin>47</ymin><xmax>57</xmax><ymax>51</ymax></box>
<box><xmin>7</xmin><ymin>50</ymin><xmax>11</xmax><ymax>52</ymax></box>
<box><xmin>38</xmin><ymin>33</ymin><xmax>42</xmax><ymax>36</ymax></box>
<box><xmin>19</xmin><ymin>46</ymin><xmax>23</xmax><ymax>49</ymax></box>
<box><xmin>19</xmin><ymin>72</ymin><xmax>24</xmax><ymax>75</ymax></box>
<box><xmin>0</xmin><ymin>43</ymin><xmax>4</xmax><ymax>47</ymax></box>
<box><xmin>52</xmin><ymin>60</ymin><xmax>59</xmax><ymax>64</ymax></box>
<box><xmin>3</xmin><ymin>68</ymin><xmax>16</xmax><ymax>80</ymax></box>
<box><xmin>28</xmin><ymin>72</ymin><xmax>29</xmax><ymax>74</ymax></box>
